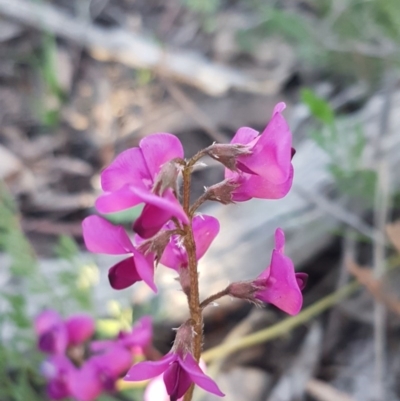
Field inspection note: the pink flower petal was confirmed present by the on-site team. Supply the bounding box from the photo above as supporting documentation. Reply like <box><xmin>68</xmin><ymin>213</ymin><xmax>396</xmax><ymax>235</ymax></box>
<box><xmin>274</xmin><ymin>228</ymin><xmax>286</xmax><ymax>253</ymax></box>
<box><xmin>133</xmin><ymin>189</ymin><xmax>188</xmax><ymax>238</ymax></box>
<box><xmin>132</xmin><ymin>248</ymin><xmax>157</xmax><ymax>292</ymax></box>
<box><xmin>140</xmin><ymin>133</ymin><xmax>184</xmax><ymax>180</ymax></box>
<box><xmin>66</xmin><ymin>314</ymin><xmax>95</xmax><ymax>346</ymax></box>
<box><xmin>164</xmin><ymin>362</ymin><xmax>192</xmax><ymax>400</ymax></box>
<box><xmin>193</xmin><ymin>215</ymin><xmax>220</xmax><ymax>260</ymax></box>
<box><xmin>100</xmin><ymin>147</ymin><xmax>150</xmax><ymax>192</ymax></box>
<box><xmin>82</xmin><ymin>215</ymin><xmax>134</xmax><ymax>255</ymax></box>
<box><xmin>108</xmin><ymin>257</ymin><xmax>142</xmax><ymax>290</ymax></box>
<box><xmin>237</xmin><ymin>102</ymin><xmax>292</xmax><ymax>184</ymax></box>
<box><xmin>93</xmin><ymin>345</ymin><xmax>133</xmax><ymax>376</ymax></box>
<box><xmin>35</xmin><ymin>310</ymin><xmax>62</xmax><ymax>335</ymax></box>
<box><xmin>230</xmin><ymin>127</ymin><xmax>259</xmax><ymax>145</ymax></box>
<box><xmin>124</xmin><ymin>352</ymin><xmax>177</xmax><ymax>381</ymax></box>
<box><xmin>256</xmin><ymin>250</ymin><xmax>303</xmax><ymax>315</ymax></box>
<box><xmin>160</xmin><ymin>234</ymin><xmax>187</xmax><ymax>270</ymax></box>
<box><xmin>69</xmin><ymin>360</ymin><xmax>103</xmax><ymax>401</ymax></box>
<box><xmin>125</xmin><ymin>316</ymin><xmax>153</xmax><ymax>348</ymax></box>
<box><xmin>295</xmin><ymin>272</ymin><xmax>308</xmax><ymax>290</ymax></box>
<box><xmin>95</xmin><ymin>185</ymin><xmax>143</xmax><ymax>213</ymax></box>
<box><xmin>230</xmin><ymin>166</ymin><xmax>293</xmax><ymax>201</ymax></box>
<box><xmin>180</xmin><ymin>353</ymin><xmax>224</xmax><ymax>397</ymax></box>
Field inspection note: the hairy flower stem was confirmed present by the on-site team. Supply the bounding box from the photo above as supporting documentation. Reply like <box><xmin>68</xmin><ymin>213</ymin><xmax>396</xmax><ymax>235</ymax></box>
<box><xmin>182</xmin><ymin>163</ymin><xmax>202</xmax><ymax>401</ymax></box>
<box><xmin>200</xmin><ymin>288</ymin><xmax>230</xmax><ymax>309</ymax></box>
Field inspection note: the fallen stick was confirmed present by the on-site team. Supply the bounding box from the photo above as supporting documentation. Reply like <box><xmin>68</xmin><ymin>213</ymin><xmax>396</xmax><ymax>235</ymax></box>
<box><xmin>0</xmin><ymin>0</ymin><xmax>281</xmax><ymax>96</ymax></box>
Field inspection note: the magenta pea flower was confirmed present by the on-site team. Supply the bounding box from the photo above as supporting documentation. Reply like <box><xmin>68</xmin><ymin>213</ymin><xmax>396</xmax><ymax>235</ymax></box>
<box><xmin>125</xmin><ymin>323</ymin><xmax>224</xmax><ymax>400</ymax></box>
<box><xmin>224</xmin><ymin>102</ymin><xmax>294</xmax><ymax>201</ymax></box>
<box><xmin>69</xmin><ymin>345</ymin><xmax>132</xmax><ymax>401</ymax></box>
<box><xmin>41</xmin><ymin>355</ymin><xmax>76</xmax><ymax>400</ymax></box>
<box><xmin>228</xmin><ymin>228</ymin><xmax>307</xmax><ymax>315</ymax></box>
<box><xmin>35</xmin><ymin>310</ymin><xmax>95</xmax><ymax>354</ymax></box>
<box><xmin>95</xmin><ymin>133</ymin><xmax>189</xmax><ymax>238</ymax></box>
<box><xmin>159</xmin><ymin>215</ymin><xmax>220</xmax><ymax>271</ymax></box>
<box><xmin>82</xmin><ymin>215</ymin><xmax>156</xmax><ymax>292</ymax></box>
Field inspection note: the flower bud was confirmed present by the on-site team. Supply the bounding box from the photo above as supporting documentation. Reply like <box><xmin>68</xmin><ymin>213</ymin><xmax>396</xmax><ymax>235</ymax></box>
<box><xmin>206</xmin><ymin>143</ymin><xmax>252</xmax><ymax>171</ymax></box>
<box><xmin>152</xmin><ymin>159</ymin><xmax>182</xmax><ymax>196</ymax></box>
<box><xmin>138</xmin><ymin>229</ymin><xmax>177</xmax><ymax>264</ymax></box>
<box><xmin>204</xmin><ymin>179</ymin><xmax>240</xmax><ymax>205</ymax></box>
<box><xmin>227</xmin><ymin>280</ymin><xmax>265</xmax><ymax>306</ymax></box>
<box><xmin>177</xmin><ymin>267</ymin><xmax>191</xmax><ymax>298</ymax></box>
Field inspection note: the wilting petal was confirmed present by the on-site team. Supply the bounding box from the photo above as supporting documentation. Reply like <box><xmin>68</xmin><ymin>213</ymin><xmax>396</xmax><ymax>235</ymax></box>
<box><xmin>295</xmin><ymin>272</ymin><xmax>308</xmax><ymax>290</ymax></box>
<box><xmin>140</xmin><ymin>133</ymin><xmax>184</xmax><ymax>180</ymax></box>
<box><xmin>256</xmin><ymin>250</ymin><xmax>303</xmax><ymax>315</ymax></box>
<box><xmin>125</xmin><ymin>352</ymin><xmax>177</xmax><ymax>381</ymax></box>
<box><xmin>82</xmin><ymin>215</ymin><xmax>134</xmax><ymax>255</ymax></box>
<box><xmin>133</xmin><ymin>189</ymin><xmax>188</xmax><ymax>238</ymax></box>
<box><xmin>180</xmin><ymin>353</ymin><xmax>224</xmax><ymax>397</ymax></box>
<box><xmin>101</xmin><ymin>147</ymin><xmax>150</xmax><ymax>192</ymax></box>
<box><xmin>237</xmin><ymin>102</ymin><xmax>292</xmax><ymax>184</ymax></box>
<box><xmin>193</xmin><ymin>215</ymin><xmax>220</xmax><ymax>260</ymax></box>
<box><xmin>164</xmin><ymin>362</ymin><xmax>192</xmax><ymax>401</ymax></box>
<box><xmin>66</xmin><ymin>314</ymin><xmax>95</xmax><ymax>346</ymax></box>
<box><xmin>108</xmin><ymin>257</ymin><xmax>142</xmax><ymax>290</ymax></box>
<box><xmin>228</xmin><ymin>166</ymin><xmax>293</xmax><ymax>202</ymax></box>
<box><xmin>95</xmin><ymin>185</ymin><xmax>144</xmax><ymax>213</ymax></box>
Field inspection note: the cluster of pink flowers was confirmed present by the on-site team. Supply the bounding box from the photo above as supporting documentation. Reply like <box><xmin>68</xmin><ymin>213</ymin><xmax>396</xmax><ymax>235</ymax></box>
<box><xmin>38</xmin><ymin>102</ymin><xmax>307</xmax><ymax>401</ymax></box>
<box><xmin>35</xmin><ymin>310</ymin><xmax>152</xmax><ymax>401</ymax></box>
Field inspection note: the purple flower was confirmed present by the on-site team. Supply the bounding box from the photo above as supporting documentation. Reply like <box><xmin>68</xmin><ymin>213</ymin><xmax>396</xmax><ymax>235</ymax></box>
<box><xmin>254</xmin><ymin>228</ymin><xmax>306</xmax><ymax>315</ymax></box>
<box><xmin>82</xmin><ymin>215</ymin><xmax>156</xmax><ymax>292</ymax></box>
<box><xmin>35</xmin><ymin>310</ymin><xmax>94</xmax><ymax>354</ymax></box>
<box><xmin>228</xmin><ymin>228</ymin><xmax>307</xmax><ymax>315</ymax></box>
<box><xmin>41</xmin><ymin>355</ymin><xmax>75</xmax><ymax>400</ymax></box>
<box><xmin>125</xmin><ymin>351</ymin><xmax>223</xmax><ymax>400</ymax></box>
<box><xmin>225</xmin><ymin>103</ymin><xmax>294</xmax><ymax>201</ymax></box>
<box><xmin>69</xmin><ymin>345</ymin><xmax>132</xmax><ymax>401</ymax></box>
<box><xmin>95</xmin><ymin>133</ymin><xmax>189</xmax><ymax>238</ymax></box>
<box><xmin>159</xmin><ymin>215</ymin><xmax>220</xmax><ymax>270</ymax></box>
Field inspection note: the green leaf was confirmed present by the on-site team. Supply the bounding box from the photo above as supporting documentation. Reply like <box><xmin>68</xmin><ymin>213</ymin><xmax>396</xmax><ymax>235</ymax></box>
<box><xmin>301</xmin><ymin>89</ymin><xmax>335</xmax><ymax>125</ymax></box>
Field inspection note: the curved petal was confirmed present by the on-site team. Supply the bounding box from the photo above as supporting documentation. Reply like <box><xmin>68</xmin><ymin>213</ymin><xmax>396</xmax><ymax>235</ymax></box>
<box><xmin>230</xmin><ymin>165</ymin><xmax>293</xmax><ymax>202</ymax></box>
<box><xmin>160</xmin><ymin>235</ymin><xmax>186</xmax><ymax>270</ymax></box>
<box><xmin>101</xmin><ymin>147</ymin><xmax>150</xmax><ymax>192</ymax></box>
<box><xmin>108</xmin><ymin>257</ymin><xmax>142</xmax><ymax>290</ymax></box>
<box><xmin>126</xmin><ymin>316</ymin><xmax>153</xmax><ymax>348</ymax></box>
<box><xmin>93</xmin><ymin>345</ymin><xmax>132</xmax><ymax>376</ymax></box>
<box><xmin>124</xmin><ymin>353</ymin><xmax>177</xmax><ymax>382</ymax></box>
<box><xmin>95</xmin><ymin>185</ymin><xmax>143</xmax><ymax>213</ymax></box>
<box><xmin>274</xmin><ymin>228</ymin><xmax>286</xmax><ymax>253</ymax></box>
<box><xmin>237</xmin><ymin>102</ymin><xmax>292</xmax><ymax>184</ymax></box>
<box><xmin>69</xmin><ymin>361</ymin><xmax>103</xmax><ymax>401</ymax></box>
<box><xmin>231</xmin><ymin>126</ymin><xmax>259</xmax><ymax>146</ymax></box>
<box><xmin>66</xmin><ymin>314</ymin><xmax>95</xmax><ymax>346</ymax></box>
<box><xmin>82</xmin><ymin>215</ymin><xmax>133</xmax><ymax>255</ymax></box>
<box><xmin>38</xmin><ymin>324</ymin><xmax>68</xmax><ymax>355</ymax></box>
<box><xmin>133</xmin><ymin>189</ymin><xmax>188</xmax><ymax>239</ymax></box>
<box><xmin>140</xmin><ymin>133</ymin><xmax>184</xmax><ymax>180</ymax></box>
<box><xmin>295</xmin><ymin>272</ymin><xmax>308</xmax><ymax>290</ymax></box>
<box><xmin>193</xmin><ymin>215</ymin><xmax>220</xmax><ymax>261</ymax></box>
<box><xmin>35</xmin><ymin>310</ymin><xmax>62</xmax><ymax>335</ymax></box>
<box><xmin>256</xmin><ymin>250</ymin><xmax>303</xmax><ymax>315</ymax></box>
<box><xmin>164</xmin><ymin>362</ymin><xmax>192</xmax><ymax>400</ymax></box>
<box><xmin>132</xmin><ymin>248</ymin><xmax>157</xmax><ymax>292</ymax></box>
<box><xmin>180</xmin><ymin>353</ymin><xmax>224</xmax><ymax>397</ymax></box>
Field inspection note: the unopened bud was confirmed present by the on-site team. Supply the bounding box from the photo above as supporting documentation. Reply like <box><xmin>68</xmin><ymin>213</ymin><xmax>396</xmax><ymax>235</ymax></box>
<box><xmin>204</xmin><ymin>180</ymin><xmax>239</xmax><ymax>205</ymax></box>
<box><xmin>152</xmin><ymin>159</ymin><xmax>182</xmax><ymax>195</ymax></box>
<box><xmin>138</xmin><ymin>229</ymin><xmax>176</xmax><ymax>264</ymax></box>
<box><xmin>206</xmin><ymin>144</ymin><xmax>251</xmax><ymax>171</ymax></box>
<box><xmin>172</xmin><ymin>320</ymin><xmax>195</xmax><ymax>356</ymax></box>
<box><xmin>177</xmin><ymin>267</ymin><xmax>191</xmax><ymax>298</ymax></box>
<box><xmin>227</xmin><ymin>280</ymin><xmax>265</xmax><ymax>306</ymax></box>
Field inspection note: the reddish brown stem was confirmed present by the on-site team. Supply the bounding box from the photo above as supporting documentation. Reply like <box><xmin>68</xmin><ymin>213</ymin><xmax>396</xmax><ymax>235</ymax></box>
<box><xmin>200</xmin><ymin>287</ymin><xmax>230</xmax><ymax>309</ymax></box>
